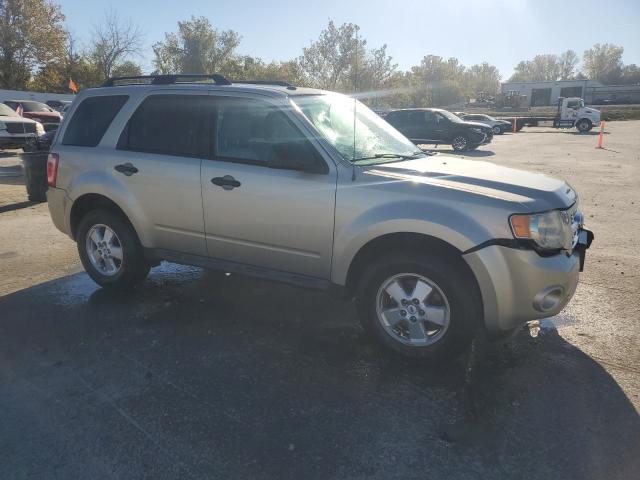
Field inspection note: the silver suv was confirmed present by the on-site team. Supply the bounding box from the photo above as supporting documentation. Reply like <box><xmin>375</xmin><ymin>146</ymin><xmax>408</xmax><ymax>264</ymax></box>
<box><xmin>46</xmin><ymin>74</ymin><xmax>593</xmax><ymax>360</ymax></box>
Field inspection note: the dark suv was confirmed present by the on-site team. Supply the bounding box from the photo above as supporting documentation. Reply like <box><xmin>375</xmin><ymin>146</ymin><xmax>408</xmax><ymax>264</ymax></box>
<box><xmin>385</xmin><ymin>108</ymin><xmax>493</xmax><ymax>151</ymax></box>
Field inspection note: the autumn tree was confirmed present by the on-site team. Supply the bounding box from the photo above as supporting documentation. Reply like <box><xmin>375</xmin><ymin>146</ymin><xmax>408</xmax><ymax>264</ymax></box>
<box><xmin>0</xmin><ymin>0</ymin><xmax>66</xmax><ymax>89</ymax></box>
<box><xmin>153</xmin><ymin>16</ymin><xmax>241</xmax><ymax>76</ymax></box>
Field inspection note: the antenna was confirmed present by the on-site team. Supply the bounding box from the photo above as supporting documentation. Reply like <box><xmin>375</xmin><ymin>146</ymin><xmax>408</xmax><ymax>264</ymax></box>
<box><xmin>351</xmin><ymin>26</ymin><xmax>358</xmax><ymax>181</ymax></box>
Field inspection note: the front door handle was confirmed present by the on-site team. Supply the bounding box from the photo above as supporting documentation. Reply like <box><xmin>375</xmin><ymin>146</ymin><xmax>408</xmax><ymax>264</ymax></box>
<box><xmin>114</xmin><ymin>163</ymin><xmax>139</xmax><ymax>176</ymax></box>
<box><xmin>211</xmin><ymin>175</ymin><xmax>241</xmax><ymax>190</ymax></box>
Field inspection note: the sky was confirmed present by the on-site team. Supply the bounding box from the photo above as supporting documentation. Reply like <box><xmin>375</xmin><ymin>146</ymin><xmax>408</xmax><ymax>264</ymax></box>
<box><xmin>58</xmin><ymin>0</ymin><xmax>640</xmax><ymax>79</ymax></box>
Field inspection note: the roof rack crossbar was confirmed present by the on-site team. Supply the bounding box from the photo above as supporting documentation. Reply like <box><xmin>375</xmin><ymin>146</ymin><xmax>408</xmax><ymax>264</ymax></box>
<box><xmin>237</xmin><ymin>80</ymin><xmax>296</xmax><ymax>89</ymax></box>
<box><xmin>101</xmin><ymin>74</ymin><xmax>232</xmax><ymax>87</ymax></box>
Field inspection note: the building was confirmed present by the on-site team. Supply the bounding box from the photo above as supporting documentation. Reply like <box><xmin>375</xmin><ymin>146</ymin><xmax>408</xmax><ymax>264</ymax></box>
<box><xmin>501</xmin><ymin>79</ymin><xmax>640</xmax><ymax>106</ymax></box>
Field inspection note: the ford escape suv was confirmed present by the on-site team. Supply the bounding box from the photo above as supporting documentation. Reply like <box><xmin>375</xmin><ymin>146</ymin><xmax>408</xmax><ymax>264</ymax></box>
<box><xmin>46</xmin><ymin>74</ymin><xmax>593</xmax><ymax>360</ymax></box>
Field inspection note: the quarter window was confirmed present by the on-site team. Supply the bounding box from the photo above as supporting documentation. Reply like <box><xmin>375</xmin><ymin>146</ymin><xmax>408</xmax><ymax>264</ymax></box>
<box><xmin>118</xmin><ymin>95</ymin><xmax>209</xmax><ymax>158</ymax></box>
<box><xmin>62</xmin><ymin>95</ymin><xmax>128</xmax><ymax>147</ymax></box>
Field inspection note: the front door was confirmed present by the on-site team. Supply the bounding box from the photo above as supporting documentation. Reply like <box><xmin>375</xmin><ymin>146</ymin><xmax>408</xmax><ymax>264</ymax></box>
<box><xmin>200</xmin><ymin>95</ymin><xmax>337</xmax><ymax>279</ymax></box>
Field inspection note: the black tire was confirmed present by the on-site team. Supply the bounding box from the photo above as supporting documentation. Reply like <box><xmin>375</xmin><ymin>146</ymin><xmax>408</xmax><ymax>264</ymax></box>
<box><xmin>492</xmin><ymin>125</ymin><xmax>501</xmax><ymax>135</ymax></box>
<box><xmin>77</xmin><ymin>209</ymin><xmax>150</xmax><ymax>290</ymax></box>
<box><xmin>355</xmin><ymin>252</ymin><xmax>481</xmax><ymax>361</ymax></box>
<box><xmin>576</xmin><ymin>119</ymin><xmax>592</xmax><ymax>133</ymax></box>
<box><xmin>451</xmin><ymin>135</ymin><xmax>469</xmax><ymax>151</ymax></box>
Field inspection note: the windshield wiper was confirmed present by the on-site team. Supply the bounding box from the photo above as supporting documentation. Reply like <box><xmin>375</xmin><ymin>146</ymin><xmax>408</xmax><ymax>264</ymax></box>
<box><xmin>352</xmin><ymin>151</ymin><xmax>425</xmax><ymax>164</ymax></box>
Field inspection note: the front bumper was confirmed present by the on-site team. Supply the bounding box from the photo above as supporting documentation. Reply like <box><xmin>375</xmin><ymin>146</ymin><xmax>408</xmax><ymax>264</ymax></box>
<box><xmin>463</xmin><ymin>242</ymin><xmax>586</xmax><ymax>334</ymax></box>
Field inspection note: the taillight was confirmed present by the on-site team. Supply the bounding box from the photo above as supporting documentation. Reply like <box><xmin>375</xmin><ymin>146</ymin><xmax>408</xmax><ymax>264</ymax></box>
<box><xmin>47</xmin><ymin>153</ymin><xmax>59</xmax><ymax>188</ymax></box>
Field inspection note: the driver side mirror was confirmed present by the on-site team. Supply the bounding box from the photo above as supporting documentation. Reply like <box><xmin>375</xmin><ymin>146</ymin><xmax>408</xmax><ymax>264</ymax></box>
<box><xmin>268</xmin><ymin>141</ymin><xmax>328</xmax><ymax>174</ymax></box>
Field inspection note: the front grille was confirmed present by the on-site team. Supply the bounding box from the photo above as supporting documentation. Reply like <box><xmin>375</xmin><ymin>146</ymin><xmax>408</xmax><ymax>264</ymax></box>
<box><xmin>5</xmin><ymin>122</ymin><xmax>37</xmax><ymax>134</ymax></box>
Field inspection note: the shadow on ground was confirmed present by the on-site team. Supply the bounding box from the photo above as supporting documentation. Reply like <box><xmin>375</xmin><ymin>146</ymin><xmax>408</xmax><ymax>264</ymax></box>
<box><xmin>0</xmin><ymin>264</ymin><xmax>638</xmax><ymax>479</ymax></box>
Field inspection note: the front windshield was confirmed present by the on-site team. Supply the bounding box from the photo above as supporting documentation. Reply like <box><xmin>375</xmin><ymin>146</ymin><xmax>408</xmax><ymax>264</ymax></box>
<box><xmin>0</xmin><ymin>104</ymin><xmax>19</xmax><ymax>117</ymax></box>
<box><xmin>436</xmin><ymin>110</ymin><xmax>463</xmax><ymax>123</ymax></box>
<box><xmin>21</xmin><ymin>101</ymin><xmax>51</xmax><ymax>113</ymax></box>
<box><xmin>292</xmin><ymin>94</ymin><xmax>423</xmax><ymax>164</ymax></box>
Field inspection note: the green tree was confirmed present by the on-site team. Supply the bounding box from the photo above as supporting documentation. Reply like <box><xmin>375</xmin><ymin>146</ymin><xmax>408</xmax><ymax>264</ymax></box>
<box><xmin>465</xmin><ymin>62</ymin><xmax>501</xmax><ymax>95</ymax></box>
<box><xmin>509</xmin><ymin>54</ymin><xmax>560</xmax><ymax>82</ymax></box>
<box><xmin>153</xmin><ymin>16</ymin><xmax>241</xmax><ymax>76</ymax></box>
<box><xmin>583</xmin><ymin>43</ymin><xmax>624</xmax><ymax>84</ymax></box>
<box><xmin>0</xmin><ymin>0</ymin><xmax>66</xmax><ymax>89</ymax></box>
<box><xmin>298</xmin><ymin>21</ymin><xmax>368</xmax><ymax>91</ymax></box>
<box><xmin>620</xmin><ymin>64</ymin><xmax>640</xmax><ymax>85</ymax></box>
<box><xmin>111</xmin><ymin>60</ymin><xmax>142</xmax><ymax>77</ymax></box>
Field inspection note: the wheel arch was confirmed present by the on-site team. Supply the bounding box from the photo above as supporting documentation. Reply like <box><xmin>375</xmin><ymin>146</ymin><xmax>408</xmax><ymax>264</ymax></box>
<box><xmin>69</xmin><ymin>193</ymin><xmax>140</xmax><ymax>242</ymax></box>
<box><xmin>342</xmin><ymin>232</ymin><xmax>483</xmax><ymax>305</ymax></box>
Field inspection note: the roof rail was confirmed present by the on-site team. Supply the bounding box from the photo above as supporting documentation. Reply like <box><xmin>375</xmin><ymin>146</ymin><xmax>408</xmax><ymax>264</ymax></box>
<box><xmin>236</xmin><ymin>80</ymin><xmax>297</xmax><ymax>90</ymax></box>
<box><xmin>101</xmin><ymin>74</ymin><xmax>232</xmax><ymax>87</ymax></box>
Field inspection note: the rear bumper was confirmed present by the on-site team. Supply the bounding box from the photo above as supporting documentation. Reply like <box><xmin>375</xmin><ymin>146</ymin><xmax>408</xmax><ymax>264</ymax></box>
<box><xmin>463</xmin><ymin>245</ymin><xmax>581</xmax><ymax>333</ymax></box>
<box><xmin>46</xmin><ymin>187</ymin><xmax>72</xmax><ymax>237</ymax></box>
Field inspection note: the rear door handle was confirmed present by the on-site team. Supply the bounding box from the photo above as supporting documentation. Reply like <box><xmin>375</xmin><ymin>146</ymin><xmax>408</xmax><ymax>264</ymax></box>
<box><xmin>114</xmin><ymin>163</ymin><xmax>139</xmax><ymax>176</ymax></box>
<box><xmin>211</xmin><ymin>175</ymin><xmax>241</xmax><ymax>190</ymax></box>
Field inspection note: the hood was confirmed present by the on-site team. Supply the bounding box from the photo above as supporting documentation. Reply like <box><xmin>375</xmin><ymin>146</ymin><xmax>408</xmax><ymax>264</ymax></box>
<box><xmin>584</xmin><ymin>107</ymin><xmax>600</xmax><ymax>117</ymax></box>
<box><xmin>24</xmin><ymin>111</ymin><xmax>60</xmax><ymax>121</ymax></box>
<box><xmin>0</xmin><ymin>115</ymin><xmax>37</xmax><ymax>123</ymax></box>
<box><xmin>363</xmin><ymin>155</ymin><xmax>576</xmax><ymax>211</ymax></box>
<box><xmin>459</xmin><ymin>120</ymin><xmax>492</xmax><ymax>130</ymax></box>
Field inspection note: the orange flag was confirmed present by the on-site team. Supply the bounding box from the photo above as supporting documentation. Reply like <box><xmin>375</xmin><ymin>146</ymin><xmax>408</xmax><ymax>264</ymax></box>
<box><xmin>69</xmin><ymin>78</ymin><xmax>78</xmax><ymax>93</ymax></box>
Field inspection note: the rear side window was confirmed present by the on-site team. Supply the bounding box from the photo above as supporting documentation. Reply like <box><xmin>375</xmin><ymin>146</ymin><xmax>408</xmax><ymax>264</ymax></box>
<box><xmin>118</xmin><ymin>95</ymin><xmax>209</xmax><ymax>158</ymax></box>
<box><xmin>62</xmin><ymin>95</ymin><xmax>128</xmax><ymax>147</ymax></box>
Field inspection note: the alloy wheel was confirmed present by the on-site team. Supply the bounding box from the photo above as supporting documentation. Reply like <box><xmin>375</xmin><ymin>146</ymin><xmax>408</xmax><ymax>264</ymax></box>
<box><xmin>85</xmin><ymin>224</ymin><xmax>124</xmax><ymax>276</ymax></box>
<box><xmin>375</xmin><ymin>273</ymin><xmax>451</xmax><ymax>346</ymax></box>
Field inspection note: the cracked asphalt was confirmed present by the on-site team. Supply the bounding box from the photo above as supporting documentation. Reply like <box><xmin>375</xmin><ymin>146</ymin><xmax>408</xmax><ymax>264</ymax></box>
<box><xmin>0</xmin><ymin>122</ymin><xmax>638</xmax><ymax>479</ymax></box>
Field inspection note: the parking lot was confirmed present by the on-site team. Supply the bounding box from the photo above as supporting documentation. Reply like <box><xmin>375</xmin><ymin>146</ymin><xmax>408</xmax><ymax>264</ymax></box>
<box><xmin>1</xmin><ymin>122</ymin><xmax>639</xmax><ymax>479</ymax></box>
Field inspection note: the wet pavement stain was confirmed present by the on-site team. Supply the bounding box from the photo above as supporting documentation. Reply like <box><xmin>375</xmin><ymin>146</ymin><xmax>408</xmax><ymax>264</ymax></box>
<box><xmin>0</xmin><ymin>263</ymin><xmax>638</xmax><ymax>479</ymax></box>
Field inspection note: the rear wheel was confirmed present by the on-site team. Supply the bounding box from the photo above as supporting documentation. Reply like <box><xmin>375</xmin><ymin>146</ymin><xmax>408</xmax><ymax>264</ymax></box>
<box><xmin>355</xmin><ymin>252</ymin><xmax>481</xmax><ymax>361</ymax></box>
<box><xmin>492</xmin><ymin>125</ymin><xmax>501</xmax><ymax>135</ymax></box>
<box><xmin>576</xmin><ymin>119</ymin><xmax>593</xmax><ymax>132</ymax></box>
<box><xmin>451</xmin><ymin>135</ymin><xmax>469</xmax><ymax>151</ymax></box>
<box><xmin>77</xmin><ymin>209</ymin><xmax>150</xmax><ymax>290</ymax></box>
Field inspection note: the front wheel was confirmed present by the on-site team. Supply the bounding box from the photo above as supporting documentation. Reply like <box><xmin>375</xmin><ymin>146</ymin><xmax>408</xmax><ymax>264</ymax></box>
<box><xmin>451</xmin><ymin>135</ymin><xmax>469</xmax><ymax>151</ymax></box>
<box><xmin>576</xmin><ymin>119</ymin><xmax>593</xmax><ymax>132</ymax></box>
<box><xmin>77</xmin><ymin>209</ymin><xmax>150</xmax><ymax>290</ymax></box>
<box><xmin>355</xmin><ymin>253</ymin><xmax>481</xmax><ymax>360</ymax></box>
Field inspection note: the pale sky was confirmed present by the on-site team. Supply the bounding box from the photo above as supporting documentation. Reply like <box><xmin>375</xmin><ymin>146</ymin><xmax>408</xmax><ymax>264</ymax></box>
<box><xmin>59</xmin><ymin>0</ymin><xmax>640</xmax><ymax>79</ymax></box>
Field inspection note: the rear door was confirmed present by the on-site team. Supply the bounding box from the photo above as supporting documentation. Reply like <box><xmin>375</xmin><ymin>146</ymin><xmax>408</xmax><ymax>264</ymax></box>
<box><xmin>107</xmin><ymin>92</ymin><xmax>209</xmax><ymax>256</ymax></box>
<box><xmin>200</xmin><ymin>94</ymin><xmax>337</xmax><ymax>279</ymax></box>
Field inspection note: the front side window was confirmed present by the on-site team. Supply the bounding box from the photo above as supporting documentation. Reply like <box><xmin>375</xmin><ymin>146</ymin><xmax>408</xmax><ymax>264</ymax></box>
<box><xmin>63</xmin><ymin>95</ymin><xmax>129</xmax><ymax>147</ymax></box>
<box><xmin>118</xmin><ymin>95</ymin><xmax>209</xmax><ymax>158</ymax></box>
<box><xmin>293</xmin><ymin>94</ymin><xmax>421</xmax><ymax>164</ymax></box>
<box><xmin>213</xmin><ymin>97</ymin><xmax>311</xmax><ymax>166</ymax></box>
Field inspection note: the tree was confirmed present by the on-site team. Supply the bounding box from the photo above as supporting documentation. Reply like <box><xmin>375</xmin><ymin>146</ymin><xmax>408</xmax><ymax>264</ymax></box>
<box><xmin>298</xmin><ymin>21</ymin><xmax>367</xmax><ymax>91</ymax></box>
<box><xmin>620</xmin><ymin>64</ymin><xmax>640</xmax><ymax>85</ymax></box>
<box><xmin>583</xmin><ymin>43</ymin><xmax>624</xmax><ymax>84</ymax></box>
<box><xmin>111</xmin><ymin>60</ymin><xmax>142</xmax><ymax>77</ymax></box>
<box><xmin>465</xmin><ymin>62</ymin><xmax>501</xmax><ymax>95</ymax></box>
<box><xmin>153</xmin><ymin>16</ymin><xmax>241</xmax><ymax>76</ymax></box>
<box><xmin>509</xmin><ymin>54</ymin><xmax>560</xmax><ymax>82</ymax></box>
<box><xmin>558</xmin><ymin>50</ymin><xmax>579</xmax><ymax>80</ymax></box>
<box><xmin>0</xmin><ymin>0</ymin><xmax>66</xmax><ymax>89</ymax></box>
<box><xmin>90</xmin><ymin>9</ymin><xmax>143</xmax><ymax>80</ymax></box>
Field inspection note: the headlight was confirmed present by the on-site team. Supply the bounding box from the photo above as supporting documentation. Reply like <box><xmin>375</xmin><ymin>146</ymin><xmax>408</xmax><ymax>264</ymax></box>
<box><xmin>510</xmin><ymin>210</ymin><xmax>573</xmax><ymax>250</ymax></box>
<box><xmin>35</xmin><ymin>122</ymin><xmax>45</xmax><ymax>135</ymax></box>
<box><xmin>470</xmin><ymin>127</ymin><xmax>483</xmax><ymax>134</ymax></box>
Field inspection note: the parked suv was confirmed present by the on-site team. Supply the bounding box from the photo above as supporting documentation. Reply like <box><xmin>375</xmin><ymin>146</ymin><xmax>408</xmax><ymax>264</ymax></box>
<box><xmin>0</xmin><ymin>103</ymin><xmax>44</xmax><ymax>149</ymax></box>
<box><xmin>46</xmin><ymin>74</ymin><xmax>593</xmax><ymax>361</ymax></box>
<box><xmin>384</xmin><ymin>108</ymin><xmax>494</xmax><ymax>151</ymax></box>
